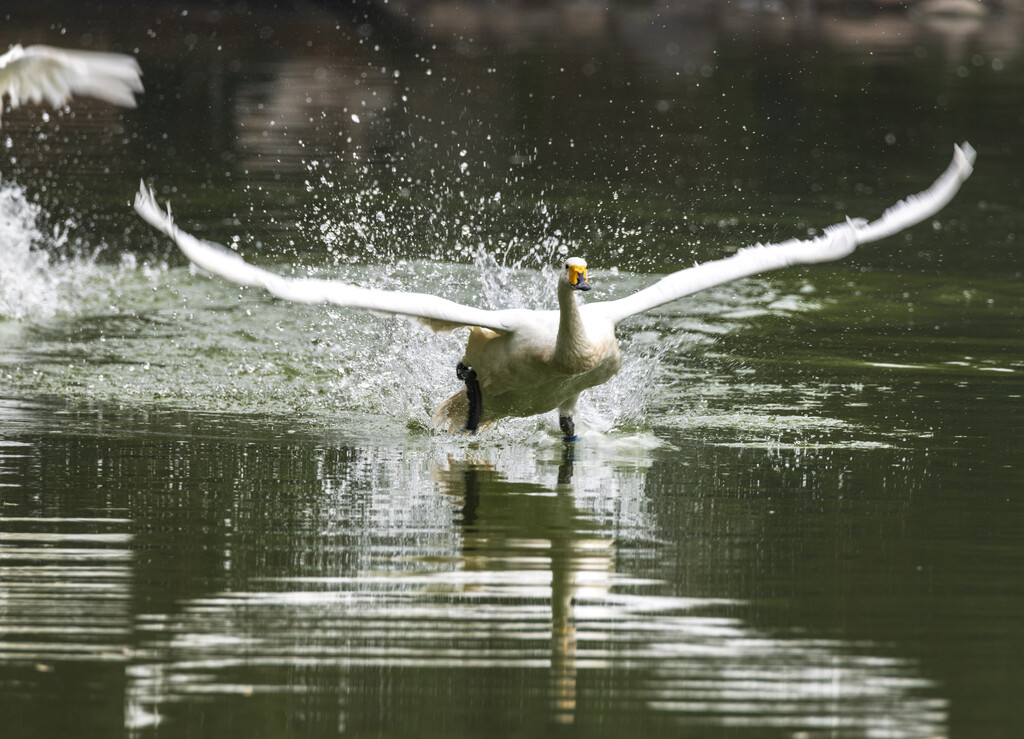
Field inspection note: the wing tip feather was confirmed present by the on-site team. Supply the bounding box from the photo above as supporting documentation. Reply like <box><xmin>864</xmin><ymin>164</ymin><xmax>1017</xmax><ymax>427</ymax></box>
<box><xmin>954</xmin><ymin>141</ymin><xmax>977</xmax><ymax>176</ymax></box>
<box><xmin>1</xmin><ymin>44</ymin><xmax>143</xmax><ymax>114</ymax></box>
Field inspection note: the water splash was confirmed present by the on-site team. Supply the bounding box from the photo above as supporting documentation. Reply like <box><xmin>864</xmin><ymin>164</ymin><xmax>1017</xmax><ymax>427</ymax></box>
<box><xmin>0</xmin><ymin>182</ymin><xmax>64</xmax><ymax>320</ymax></box>
<box><xmin>0</xmin><ymin>180</ymin><xmax>125</xmax><ymax>323</ymax></box>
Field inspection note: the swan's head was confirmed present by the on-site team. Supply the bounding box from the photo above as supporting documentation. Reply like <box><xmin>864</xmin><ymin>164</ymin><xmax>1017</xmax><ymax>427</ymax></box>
<box><xmin>561</xmin><ymin>257</ymin><xmax>591</xmax><ymax>292</ymax></box>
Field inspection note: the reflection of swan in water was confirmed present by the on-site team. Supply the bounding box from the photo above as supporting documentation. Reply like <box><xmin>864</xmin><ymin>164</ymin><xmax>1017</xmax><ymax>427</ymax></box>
<box><xmin>432</xmin><ymin>447</ymin><xmax>606</xmax><ymax>724</ymax></box>
<box><xmin>117</xmin><ymin>442</ymin><xmax>947</xmax><ymax>736</ymax></box>
<box><xmin>133</xmin><ymin>144</ymin><xmax>973</xmax><ymax>438</ymax></box>
<box><xmin>430</xmin><ymin>448</ymin><xmax>948</xmax><ymax>733</ymax></box>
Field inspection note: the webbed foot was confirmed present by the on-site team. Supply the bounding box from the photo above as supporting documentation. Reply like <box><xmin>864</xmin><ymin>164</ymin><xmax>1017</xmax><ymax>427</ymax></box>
<box><xmin>559</xmin><ymin>415</ymin><xmax>578</xmax><ymax>442</ymax></box>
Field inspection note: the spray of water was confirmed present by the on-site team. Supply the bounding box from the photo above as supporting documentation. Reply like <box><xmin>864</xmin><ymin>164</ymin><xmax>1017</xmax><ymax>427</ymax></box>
<box><xmin>0</xmin><ymin>179</ymin><xmax>127</xmax><ymax>325</ymax></box>
<box><xmin>0</xmin><ymin>182</ymin><xmax>66</xmax><ymax>320</ymax></box>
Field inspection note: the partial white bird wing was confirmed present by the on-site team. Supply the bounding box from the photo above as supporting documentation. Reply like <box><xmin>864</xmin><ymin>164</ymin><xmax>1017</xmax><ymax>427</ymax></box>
<box><xmin>589</xmin><ymin>143</ymin><xmax>976</xmax><ymax>325</ymax></box>
<box><xmin>133</xmin><ymin>182</ymin><xmax>520</xmax><ymax>334</ymax></box>
<box><xmin>0</xmin><ymin>44</ymin><xmax>142</xmax><ymax>125</ymax></box>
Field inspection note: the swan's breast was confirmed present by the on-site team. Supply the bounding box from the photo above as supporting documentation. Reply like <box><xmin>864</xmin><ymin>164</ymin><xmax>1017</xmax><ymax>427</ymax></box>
<box><xmin>456</xmin><ymin>310</ymin><xmax>622</xmax><ymax>419</ymax></box>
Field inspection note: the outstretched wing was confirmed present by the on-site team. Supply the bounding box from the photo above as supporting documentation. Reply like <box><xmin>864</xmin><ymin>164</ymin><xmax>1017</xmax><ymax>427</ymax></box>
<box><xmin>133</xmin><ymin>182</ymin><xmax>518</xmax><ymax>334</ymax></box>
<box><xmin>589</xmin><ymin>143</ymin><xmax>976</xmax><ymax>325</ymax></box>
<box><xmin>0</xmin><ymin>44</ymin><xmax>142</xmax><ymax>124</ymax></box>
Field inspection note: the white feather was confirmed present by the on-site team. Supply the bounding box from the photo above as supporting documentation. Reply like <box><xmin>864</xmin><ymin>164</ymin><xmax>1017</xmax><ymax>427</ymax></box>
<box><xmin>133</xmin><ymin>182</ymin><xmax>521</xmax><ymax>335</ymax></box>
<box><xmin>0</xmin><ymin>44</ymin><xmax>142</xmax><ymax>126</ymax></box>
<box><xmin>589</xmin><ymin>143</ymin><xmax>975</xmax><ymax>324</ymax></box>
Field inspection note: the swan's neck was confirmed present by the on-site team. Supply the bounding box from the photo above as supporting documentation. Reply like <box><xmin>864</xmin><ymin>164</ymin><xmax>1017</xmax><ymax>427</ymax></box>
<box><xmin>555</xmin><ymin>284</ymin><xmax>589</xmax><ymax>368</ymax></box>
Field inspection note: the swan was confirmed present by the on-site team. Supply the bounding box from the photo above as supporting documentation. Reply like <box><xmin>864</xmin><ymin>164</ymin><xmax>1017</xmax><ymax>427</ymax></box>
<box><xmin>0</xmin><ymin>44</ymin><xmax>142</xmax><ymax>127</ymax></box>
<box><xmin>133</xmin><ymin>143</ymin><xmax>975</xmax><ymax>439</ymax></box>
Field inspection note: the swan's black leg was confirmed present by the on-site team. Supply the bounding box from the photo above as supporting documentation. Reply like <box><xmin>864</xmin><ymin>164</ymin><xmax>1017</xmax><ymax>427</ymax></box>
<box><xmin>457</xmin><ymin>362</ymin><xmax>482</xmax><ymax>432</ymax></box>
<box><xmin>559</xmin><ymin>414</ymin><xmax>578</xmax><ymax>442</ymax></box>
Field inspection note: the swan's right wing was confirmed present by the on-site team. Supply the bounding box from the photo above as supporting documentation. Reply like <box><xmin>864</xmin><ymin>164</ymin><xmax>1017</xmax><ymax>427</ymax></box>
<box><xmin>590</xmin><ymin>143</ymin><xmax>976</xmax><ymax>325</ymax></box>
<box><xmin>134</xmin><ymin>183</ymin><xmax>518</xmax><ymax>334</ymax></box>
<box><xmin>0</xmin><ymin>44</ymin><xmax>142</xmax><ymax>124</ymax></box>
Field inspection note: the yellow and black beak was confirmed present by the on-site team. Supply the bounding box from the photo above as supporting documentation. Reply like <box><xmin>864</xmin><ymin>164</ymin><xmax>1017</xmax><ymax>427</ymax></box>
<box><xmin>568</xmin><ymin>264</ymin><xmax>591</xmax><ymax>291</ymax></box>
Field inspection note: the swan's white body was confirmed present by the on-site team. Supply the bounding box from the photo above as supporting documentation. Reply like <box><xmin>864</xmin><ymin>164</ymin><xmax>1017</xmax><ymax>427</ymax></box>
<box><xmin>134</xmin><ymin>143</ymin><xmax>975</xmax><ymax>434</ymax></box>
<box><xmin>0</xmin><ymin>44</ymin><xmax>142</xmax><ymax>126</ymax></box>
<box><xmin>434</xmin><ymin>280</ymin><xmax>623</xmax><ymax>429</ymax></box>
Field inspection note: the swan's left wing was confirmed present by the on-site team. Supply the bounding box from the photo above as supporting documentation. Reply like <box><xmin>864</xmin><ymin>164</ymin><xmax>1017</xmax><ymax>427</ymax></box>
<box><xmin>589</xmin><ymin>143</ymin><xmax>976</xmax><ymax>325</ymax></box>
<box><xmin>0</xmin><ymin>44</ymin><xmax>142</xmax><ymax>125</ymax></box>
<box><xmin>133</xmin><ymin>182</ymin><xmax>518</xmax><ymax>334</ymax></box>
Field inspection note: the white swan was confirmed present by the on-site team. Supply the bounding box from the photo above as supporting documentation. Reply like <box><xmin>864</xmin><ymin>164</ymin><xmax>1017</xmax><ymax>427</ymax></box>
<box><xmin>134</xmin><ymin>143</ymin><xmax>975</xmax><ymax>438</ymax></box>
<box><xmin>0</xmin><ymin>44</ymin><xmax>142</xmax><ymax>127</ymax></box>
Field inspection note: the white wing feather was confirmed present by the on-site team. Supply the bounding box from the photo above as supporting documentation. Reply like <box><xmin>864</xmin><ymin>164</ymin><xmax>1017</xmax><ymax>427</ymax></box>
<box><xmin>589</xmin><ymin>143</ymin><xmax>976</xmax><ymax>325</ymax></box>
<box><xmin>133</xmin><ymin>182</ymin><xmax>518</xmax><ymax>334</ymax></box>
<box><xmin>0</xmin><ymin>44</ymin><xmax>143</xmax><ymax>125</ymax></box>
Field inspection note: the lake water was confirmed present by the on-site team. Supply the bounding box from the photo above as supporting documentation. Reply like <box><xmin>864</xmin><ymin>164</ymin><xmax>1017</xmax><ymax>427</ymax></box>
<box><xmin>1</xmin><ymin>4</ymin><xmax>1023</xmax><ymax>738</ymax></box>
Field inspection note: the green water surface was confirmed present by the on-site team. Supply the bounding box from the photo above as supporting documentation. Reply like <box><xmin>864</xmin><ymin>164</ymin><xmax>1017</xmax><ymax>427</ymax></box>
<box><xmin>1</xmin><ymin>5</ymin><xmax>1023</xmax><ymax>738</ymax></box>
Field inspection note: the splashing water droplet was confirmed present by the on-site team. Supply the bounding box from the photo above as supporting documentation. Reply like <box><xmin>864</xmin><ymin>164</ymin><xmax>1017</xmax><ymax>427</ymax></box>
<box><xmin>0</xmin><ymin>183</ymin><xmax>60</xmax><ymax>320</ymax></box>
